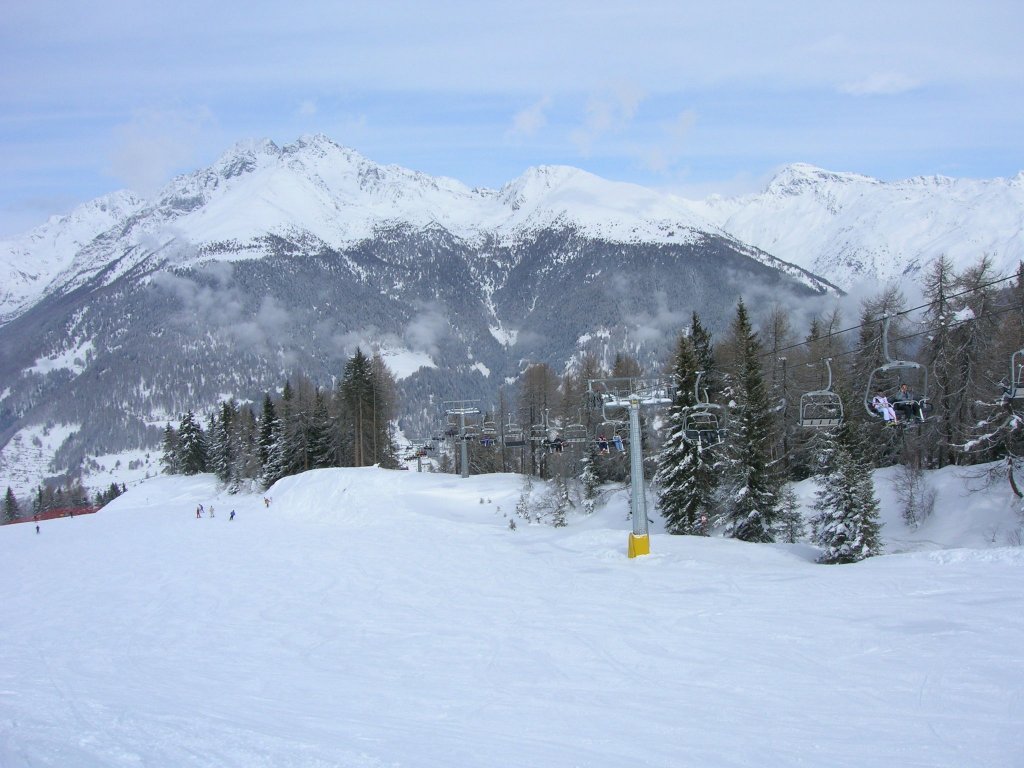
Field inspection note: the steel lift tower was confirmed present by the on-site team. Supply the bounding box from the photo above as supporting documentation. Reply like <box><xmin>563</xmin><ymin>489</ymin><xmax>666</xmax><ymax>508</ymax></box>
<box><xmin>588</xmin><ymin>377</ymin><xmax>674</xmax><ymax>558</ymax></box>
<box><xmin>442</xmin><ymin>400</ymin><xmax>481</xmax><ymax>479</ymax></box>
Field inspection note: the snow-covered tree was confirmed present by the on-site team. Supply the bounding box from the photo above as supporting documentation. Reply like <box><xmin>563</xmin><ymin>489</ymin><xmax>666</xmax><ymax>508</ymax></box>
<box><xmin>656</xmin><ymin>330</ymin><xmax>720</xmax><ymax>535</ymax></box>
<box><xmin>177</xmin><ymin>410</ymin><xmax>207</xmax><ymax>476</ymax></box>
<box><xmin>160</xmin><ymin>423</ymin><xmax>181</xmax><ymax>475</ymax></box>
<box><xmin>722</xmin><ymin>299</ymin><xmax>779</xmax><ymax>542</ymax></box>
<box><xmin>809</xmin><ymin>441</ymin><xmax>883</xmax><ymax>564</ymax></box>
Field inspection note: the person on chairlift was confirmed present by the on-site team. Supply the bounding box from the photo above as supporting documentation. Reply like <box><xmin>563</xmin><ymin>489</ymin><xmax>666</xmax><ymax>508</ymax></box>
<box><xmin>892</xmin><ymin>383</ymin><xmax>922</xmax><ymax>422</ymax></box>
<box><xmin>872</xmin><ymin>391</ymin><xmax>898</xmax><ymax>423</ymax></box>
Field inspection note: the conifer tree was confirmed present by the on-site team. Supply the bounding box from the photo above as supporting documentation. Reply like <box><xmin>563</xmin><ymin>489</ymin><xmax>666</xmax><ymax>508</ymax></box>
<box><xmin>307</xmin><ymin>388</ymin><xmax>336</xmax><ymax>469</ymax></box>
<box><xmin>723</xmin><ymin>299</ymin><xmax>778</xmax><ymax>542</ymax></box>
<box><xmin>177</xmin><ymin>410</ymin><xmax>207</xmax><ymax>475</ymax></box>
<box><xmin>809</xmin><ymin>441</ymin><xmax>883</xmax><ymax>563</ymax></box>
<box><xmin>160</xmin><ymin>424</ymin><xmax>181</xmax><ymax>475</ymax></box>
<box><xmin>209</xmin><ymin>400</ymin><xmax>237</xmax><ymax>485</ymax></box>
<box><xmin>340</xmin><ymin>349</ymin><xmax>376</xmax><ymax>467</ymax></box>
<box><xmin>3</xmin><ymin>487</ymin><xmax>19</xmax><ymax>524</ymax></box>
<box><xmin>257</xmin><ymin>393</ymin><xmax>281</xmax><ymax>486</ymax></box>
<box><xmin>655</xmin><ymin>331</ymin><xmax>720</xmax><ymax>535</ymax></box>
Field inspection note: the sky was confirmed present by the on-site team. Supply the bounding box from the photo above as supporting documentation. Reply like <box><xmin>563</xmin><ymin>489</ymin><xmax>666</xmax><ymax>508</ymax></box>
<box><xmin>1</xmin><ymin>0</ymin><xmax>1023</xmax><ymax>237</ymax></box>
<box><xmin>1</xmin><ymin>464</ymin><xmax>1022</xmax><ymax>766</ymax></box>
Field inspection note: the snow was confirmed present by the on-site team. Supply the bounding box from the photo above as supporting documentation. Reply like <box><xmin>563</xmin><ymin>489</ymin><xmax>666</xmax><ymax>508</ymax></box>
<box><xmin>26</xmin><ymin>338</ymin><xmax>94</xmax><ymax>375</ymax></box>
<box><xmin>1</xmin><ymin>463</ymin><xmax>1022</xmax><ymax>767</ymax></box>
<box><xmin>691</xmin><ymin>163</ymin><xmax>1024</xmax><ymax>291</ymax></box>
<box><xmin>0</xmin><ymin>422</ymin><xmax>81</xmax><ymax>495</ymax></box>
<box><xmin>374</xmin><ymin>345</ymin><xmax>436</xmax><ymax>381</ymax></box>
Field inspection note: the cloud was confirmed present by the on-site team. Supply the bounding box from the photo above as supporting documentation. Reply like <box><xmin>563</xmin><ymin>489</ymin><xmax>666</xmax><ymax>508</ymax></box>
<box><xmin>298</xmin><ymin>99</ymin><xmax>318</xmax><ymax>117</ymax></box>
<box><xmin>638</xmin><ymin>109</ymin><xmax>698</xmax><ymax>173</ymax></box>
<box><xmin>107</xmin><ymin>106</ymin><xmax>216</xmax><ymax>197</ymax></box>
<box><xmin>840</xmin><ymin>72</ymin><xmax>922</xmax><ymax>96</ymax></box>
<box><xmin>508</xmin><ymin>96</ymin><xmax>551</xmax><ymax>139</ymax></box>
<box><xmin>403</xmin><ymin>302</ymin><xmax>450</xmax><ymax>356</ymax></box>
<box><xmin>624</xmin><ymin>290</ymin><xmax>690</xmax><ymax>345</ymax></box>
<box><xmin>570</xmin><ymin>83</ymin><xmax>646</xmax><ymax>155</ymax></box>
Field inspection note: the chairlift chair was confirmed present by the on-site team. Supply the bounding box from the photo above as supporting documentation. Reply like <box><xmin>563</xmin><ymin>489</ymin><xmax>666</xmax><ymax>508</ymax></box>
<box><xmin>595</xmin><ymin>418</ymin><xmax>628</xmax><ymax>453</ymax></box>
<box><xmin>863</xmin><ymin>316</ymin><xmax>932</xmax><ymax>423</ymax></box>
<box><xmin>503</xmin><ymin>415</ymin><xmax>526</xmax><ymax>447</ymax></box>
<box><xmin>682</xmin><ymin>371</ymin><xmax>726</xmax><ymax>449</ymax></box>
<box><xmin>799</xmin><ymin>359</ymin><xmax>843</xmax><ymax>429</ymax></box>
<box><xmin>563</xmin><ymin>422</ymin><xmax>589</xmax><ymax>444</ymax></box>
<box><xmin>1005</xmin><ymin>349</ymin><xmax>1024</xmax><ymax>400</ymax></box>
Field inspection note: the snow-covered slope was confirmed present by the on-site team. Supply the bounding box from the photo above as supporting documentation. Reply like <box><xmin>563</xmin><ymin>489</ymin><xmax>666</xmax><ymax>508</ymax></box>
<box><xmin>0</xmin><ymin>190</ymin><xmax>145</xmax><ymax>320</ymax></box>
<box><xmin>691</xmin><ymin>163</ymin><xmax>1024</xmax><ymax>291</ymax></box>
<box><xmin>1</xmin><ymin>466</ymin><xmax>1021</xmax><ymax>767</ymax></box>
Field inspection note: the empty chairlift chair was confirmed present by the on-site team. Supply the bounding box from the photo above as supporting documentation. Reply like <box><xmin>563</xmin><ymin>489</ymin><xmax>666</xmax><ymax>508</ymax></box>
<box><xmin>503</xmin><ymin>416</ymin><xmax>526</xmax><ymax>448</ymax></box>
<box><xmin>1004</xmin><ymin>349</ymin><xmax>1024</xmax><ymax>401</ymax></box>
<box><xmin>682</xmin><ymin>371</ymin><xmax>726</xmax><ymax>450</ymax></box>
<box><xmin>799</xmin><ymin>358</ymin><xmax>843</xmax><ymax>429</ymax></box>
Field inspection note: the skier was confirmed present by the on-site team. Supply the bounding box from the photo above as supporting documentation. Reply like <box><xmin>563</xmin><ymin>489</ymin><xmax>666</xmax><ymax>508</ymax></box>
<box><xmin>612</xmin><ymin>433</ymin><xmax>624</xmax><ymax>452</ymax></box>
<box><xmin>229</xmin><ymin>510</ymin><xmax>236</xmax><ymax>521</ymax></box>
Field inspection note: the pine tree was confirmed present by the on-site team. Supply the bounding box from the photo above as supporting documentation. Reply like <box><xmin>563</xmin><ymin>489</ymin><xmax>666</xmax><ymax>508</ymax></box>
<box><xmin>177</xmin><ymin>410</ymin><xmax>208</xmax><ymax>475</ymax></box>
<box><xmin>160</xmin><ymin>424</ymin><xmax>181</xmax><ymax>475</ymax></box>
<box><xmin>655</xmin><ymin>331</ymin><xmax>720</xmax><ymax>535</ymax></box>
<box><xmin>209</xmin><ymin>400</ymin><xmax>238</xmax><ymax>485</ymax></box>
<box><xmin>723</xmin><ymin>299</ymin><xmax>779</xmax><ymax>542</ymax></box>
<box><xmin>340</xmin><ymin>350</ymin><xmax>376</xmax><ymax>467</ymax></box>
<box><xmin>307</xmin><ymin>388</ymin><xmax>335</xmax><ymax>469</ymax></box>
<box><xmin>3</xmin><ymin>487</ymin><xmax>19</xmax><ymax>524</ymax></box>
<box><xmin>809</xmin><ymin>442</ymin><xmax>883</xmax><ymax>564</ymax></box>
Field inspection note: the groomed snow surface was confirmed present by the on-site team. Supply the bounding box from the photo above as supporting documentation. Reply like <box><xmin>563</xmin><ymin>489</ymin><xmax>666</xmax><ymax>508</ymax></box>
<box><xmin>2</xmin><ymin>464</ymin><xmax>1022</xmax><ymax>767</ymax></box>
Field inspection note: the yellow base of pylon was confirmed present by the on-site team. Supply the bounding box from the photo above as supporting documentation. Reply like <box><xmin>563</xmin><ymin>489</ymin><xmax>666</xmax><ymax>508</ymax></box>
<box><xmin>628</xmin><ymin>533</ymin><xmax>650</xmax><ymax>558</ymax></box>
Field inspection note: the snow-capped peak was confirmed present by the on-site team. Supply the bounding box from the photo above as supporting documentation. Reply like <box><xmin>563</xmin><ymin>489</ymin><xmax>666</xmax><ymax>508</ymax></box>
<box><xmin>764</xmin><ymin>163</ymin><xmax>880</xmax><ymax>196</ymax></box>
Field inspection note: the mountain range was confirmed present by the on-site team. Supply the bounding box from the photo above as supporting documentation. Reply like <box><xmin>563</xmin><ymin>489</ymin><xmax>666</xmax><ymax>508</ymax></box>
<box><xmin>0</xmin><ymin>134</ymin><xmax>1021</xmax><ymax>492</ymax></box>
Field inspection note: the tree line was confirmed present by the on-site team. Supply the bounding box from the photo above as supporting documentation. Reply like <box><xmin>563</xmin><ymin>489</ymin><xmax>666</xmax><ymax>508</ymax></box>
<box><xmin>458</xmin><ymin>257</ymin><xmax>1024</xmax><ymax>563</ymax></box>
<box><xmin>160</xmin><ymin>348</ymin><xmax>400</xmax><ymax>489</ymax></box>
<box><xmin>145</xmin><ymin>257</ymin><xmax>1024</xmax><ymax>563</ymax></box>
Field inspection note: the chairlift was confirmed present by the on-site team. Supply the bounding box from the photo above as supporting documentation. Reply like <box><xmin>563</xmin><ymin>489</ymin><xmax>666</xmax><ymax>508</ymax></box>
<box><xmin>1004</xmin><ymin>349</ymin><xmax>1024</xmax><ymax>400</ymax></box>
<box><xmin>799</xmin><ymin>358</ymin><xmax>843</xmax><ymax>428</ymax></box>
<box><xmin>503</xmin><ymin>414</ymin><xmax>526</xmax><ymax>447</ymax></box>
<box><xmin>563</xmin><ymin>411</ymin><xmax>589</xmax><ymax>445</ymax></box>
<box><xmin>864</xmin><ymin>316</ymin><xmax>932</xmax><ymax>424</ymax></box>
<box><xmin>529</xmin><ymin>409</ymin><xmax>551</xmax><ymax>443</ymax></box>
<box><xmin>595</xmin><ymin>417</ymin><xmax>628</xmax><ymax>454</ymax></box>
<box><xmin>682</xmin><ymin>371</ymin><xmax>726</xmax><ymax>449</ymax></box>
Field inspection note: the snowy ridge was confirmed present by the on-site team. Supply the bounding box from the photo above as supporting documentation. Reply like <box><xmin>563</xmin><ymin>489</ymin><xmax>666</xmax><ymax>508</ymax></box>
<box><xmin>0</xmin><ymin>190</ymin><xmax>146</xmax><ymax>321</ymax></box>
<box><xmin>0</xmin><ymin>135</ymin><xmax>750</xmax><ymax>323</ymax></box>
<box><xmin>692</xmin><ymin>163</ymin><xmax>1024</xmax><ymax>290</ymax></box>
